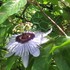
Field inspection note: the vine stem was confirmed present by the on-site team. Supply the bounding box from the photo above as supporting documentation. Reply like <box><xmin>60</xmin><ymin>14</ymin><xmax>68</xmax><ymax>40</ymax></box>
<box><xmin>33</xmin><ymin>1</ymin><xmax>68</xmax><ymax>37</ymax></box>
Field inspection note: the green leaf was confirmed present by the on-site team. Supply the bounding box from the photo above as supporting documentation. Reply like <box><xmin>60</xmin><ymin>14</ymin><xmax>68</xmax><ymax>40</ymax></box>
<box><xmin>50</xmin><ymin>37</ymin><xmax>70</xmax><ymax>53</ymax></box>
<box><xmin>31</xmin><ymin>44</ymin><xmax>52</xmax><ymax>70</ymax></box>
<box><xmin>0</xmin><ymin>0</ymin><xmax>27</xmax><ymax>24</ymax></box>
<box><xmin>54</xmin><ymin>50</ymin><xmax>70</xmax><ymax>70</ymax></box>
<box><xmin>48</xmin><ymin>0</ymin><xmax>58</xmax><ymax>4</ymax></box>
<box><xmin>60</xmin><ymin>47</ymin><xmax>70</xmax><ymax>66</ymax></box>
<box><xmin>5</xmin><ymin>56</ymin><xmax>17</xmax><ymax>70</ymax></box>
<box><xmin>65</xmin><ymin>0</ymin><xmax>70</xmax><ymax>3</ymax></box>
<box><xmin>31</xmin><ymin>11</ymin><xmax>51</xmax><ymax>31</ymax></box>
<box><xmin>62</xmin><ymin>9</ymin><xmax>70</xmax><ymax>20</ymax></box>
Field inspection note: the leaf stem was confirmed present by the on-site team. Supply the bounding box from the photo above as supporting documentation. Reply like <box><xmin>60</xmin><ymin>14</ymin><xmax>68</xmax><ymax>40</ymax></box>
<box><xmin>34</xmin><ymin>1</ymin><xmax>67</xmax><ymax>37</ymax></box>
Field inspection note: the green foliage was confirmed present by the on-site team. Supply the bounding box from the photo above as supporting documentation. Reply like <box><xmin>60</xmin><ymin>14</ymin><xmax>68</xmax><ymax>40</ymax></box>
<box><xmin>31</xmin><ymin>11</ymin><xmax>51</xmax><ymax>31</ymax></box>
<box><xmin>0</xmin><ymin>0</ymin><xmax>70</xmax><ymax>70</ymax></box>
<box><xmin>53</xmin><ymin>50</ymin><xmax>70</xmax><ymax>70</ymax></box>
<box><xmin>32</xmin><ymin>44</ymin><xmax>52</xmax><ymax>70</ymax></box>
<box><xmin>0</xmin><ymin>0</ymin><xmax>27</xmax><ymax>24</ymax></box>
<box><xmin>5</xmin><ymin>56</ymin><xmax>17</xmax><ymax>70</ymax></box>
<box><xmin>50</xmin><ymin>37</ymin><xmax>70</xmax><ymax>53</ymax></box>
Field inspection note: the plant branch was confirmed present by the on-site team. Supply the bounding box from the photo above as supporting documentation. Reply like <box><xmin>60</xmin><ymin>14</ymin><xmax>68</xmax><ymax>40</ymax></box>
<box><xmin>59</xmin><ymin>0</ymin><xmax>67</xmax><ymax>7</ymax></box>
<box><xmin>34</xmin><ymin>1</ymin><xmax>67</xmax><ymax>36</ymax></box>
<box><xmin>22</xmin><ymin>3</ymin><xmax>29</xmax><ymax>15</ymax></box>
<box><xmin>15</xmin><ymin>15</ymin><xmax>23</xmax><ymax>19</ymax></box>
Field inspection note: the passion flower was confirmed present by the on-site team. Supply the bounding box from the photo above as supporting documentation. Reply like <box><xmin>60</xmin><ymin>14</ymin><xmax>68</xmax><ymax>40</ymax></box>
<box><xmin>5</xmin><ymin>28</ymin><xmax>52</xmax><ymax>68</ymax></box>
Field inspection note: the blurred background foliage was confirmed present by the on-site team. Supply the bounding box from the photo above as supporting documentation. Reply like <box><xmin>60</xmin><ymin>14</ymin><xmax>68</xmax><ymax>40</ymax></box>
<box><xmin>0</xmin><ymin>0</ymin><xmax>70</xmax><ymax>70</ymax></box>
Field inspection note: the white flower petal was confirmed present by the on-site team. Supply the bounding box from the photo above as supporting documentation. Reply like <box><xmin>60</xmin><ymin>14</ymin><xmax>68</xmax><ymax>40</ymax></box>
<box><xmin>8</xmin><ymin>39</ymin><xmax>15</xmax><ymax>46</ymax></box>
<box><xmin>11</xmin><ymin>45</ymin><xmax>18</xmax><ymax>52</ymax></box>
<box><xmin>8</xmin><ymin>42</ymin><xmax>18</xmax><ymax>51</ymax></box>
<box><xmin>6</xmin><ymin>34</ymin><xmax>21</xmax><ymax>48</ymax></box>
<box><xmin>34</xmin><ymin>31</ymin><xmax>42</xmax><ymax>38</ymax></box>
<box><xmin>41</xmin><ymin>38</ymin><xmax>49</xmax><ymax>44</ymax></box>
<box><xmin>28</xmin><ymin>41</ymin><xmax>39</xmax><ymax>47</ymax></box>
<box><xmin>5</xmin><ymin>41</ymin><xmax>15</xmax><ymax>48</ymax></box>
<box><xmin>28</xmin><ymin>42</ymin><xmax>40</xmax><ymax>57</ymax></box>
<box><xmin>43</xmin><ymin>28</ymin><xmax>52</xmax><ymax>37</ymax></box>
<box><xmin>4</xmin><ymin>52</ymin><xmax>14</xmax><ymax>58</ymax></box>
<box><xmin>32</xmin><ymin>37</ymin><xmax>42</xmax><ymax>45</ymax></box>
<box><xmin>14</xmin><ymin>46</ymin><xmax>22</xmax><ymax>56</ymax></box>
<box><xmin>21</xmin><ymin>51</ymin><xmax>29</xmax><ymax>68</ymax></box>
<box><xmin>15</xmin><ymin>44</ymin><xmax>24</xmax><ymax>56</ymax></box>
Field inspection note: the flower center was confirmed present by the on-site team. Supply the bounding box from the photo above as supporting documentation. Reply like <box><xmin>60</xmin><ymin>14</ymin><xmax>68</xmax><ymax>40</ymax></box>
<box><xmin>16</xmin><ymin>33</ymin><xmax>35</xmax><ymax>43</ymax></box>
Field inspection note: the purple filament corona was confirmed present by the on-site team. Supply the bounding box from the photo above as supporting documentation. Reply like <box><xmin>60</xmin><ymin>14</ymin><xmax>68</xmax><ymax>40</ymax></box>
<box><xmin>16</xmin><ymin>33</ymin><xmax>35</xmax><ymax>43</ymax></box>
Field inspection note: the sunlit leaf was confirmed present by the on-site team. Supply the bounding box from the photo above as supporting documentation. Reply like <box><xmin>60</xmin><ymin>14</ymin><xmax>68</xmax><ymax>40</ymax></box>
<box><xmin>0</xmin><ymin>0</ymin><xmax>27</xmax><ymax>24</ymax></box>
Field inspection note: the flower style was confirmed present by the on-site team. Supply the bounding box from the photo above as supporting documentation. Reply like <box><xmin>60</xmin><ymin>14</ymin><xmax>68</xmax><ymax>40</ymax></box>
<box><xmin>5</xmin><ymin>28</ymin><xmax>52</xmax><ymax>68</ymax></box>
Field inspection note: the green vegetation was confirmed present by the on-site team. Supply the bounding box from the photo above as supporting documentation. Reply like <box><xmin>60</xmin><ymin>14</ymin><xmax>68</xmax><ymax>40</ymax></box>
<box><xmin>0</xmin><ymin>0</ymin><xmax>70</xmax><ymax>70</ymax></box>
